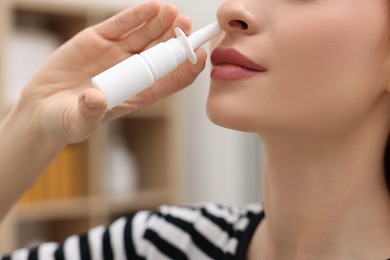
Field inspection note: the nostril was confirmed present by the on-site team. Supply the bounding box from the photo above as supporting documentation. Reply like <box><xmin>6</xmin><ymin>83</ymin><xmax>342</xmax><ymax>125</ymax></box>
<box><xmin>228</xmin><ymin>20</ymin><xmax>249</xmax><ymax>30</ymax></box>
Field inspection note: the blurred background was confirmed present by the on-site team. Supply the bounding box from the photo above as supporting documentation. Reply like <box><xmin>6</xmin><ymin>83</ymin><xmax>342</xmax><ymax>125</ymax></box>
<box><xmin>0</xmin><ymin>0</ymin><xmax>263</xmax><ymax>253</ymax></box>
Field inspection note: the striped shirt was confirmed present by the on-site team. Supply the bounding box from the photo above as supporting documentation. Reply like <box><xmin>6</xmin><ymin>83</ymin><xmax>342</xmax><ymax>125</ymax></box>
<box><xmin>0</xmin><ymin>203</ymin><xmax>264</xmax><ymax>260</ymax></box>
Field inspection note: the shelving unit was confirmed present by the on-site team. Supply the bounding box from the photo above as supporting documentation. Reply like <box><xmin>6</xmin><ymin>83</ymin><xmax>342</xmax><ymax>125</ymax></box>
<box><xmin>0</xmin><ymin>0</ymin><xmax>183</xmax><ymax>253</ymax></box>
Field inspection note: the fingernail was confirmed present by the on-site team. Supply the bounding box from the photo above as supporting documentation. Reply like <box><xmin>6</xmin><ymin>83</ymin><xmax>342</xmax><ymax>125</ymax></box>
<box><xmin>85</xmin><ymin>95</ymin><xmax>103</xmax><ymax>109</ymax></box>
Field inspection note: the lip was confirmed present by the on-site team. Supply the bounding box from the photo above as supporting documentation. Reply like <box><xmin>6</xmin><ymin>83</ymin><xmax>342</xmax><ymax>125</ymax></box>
<box><xmin>210</xmin><ymin>47</ymin><xmax>267</xmax><ymax>80</ymax></box>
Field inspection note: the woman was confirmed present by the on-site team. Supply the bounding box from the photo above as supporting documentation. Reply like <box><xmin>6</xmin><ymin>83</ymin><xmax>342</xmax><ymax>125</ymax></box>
<box><xmin>0</xmin><ymin>0</ymin><xmax>389</xmax><ymax>259</ymax></box>
<box><xmin>209</xmin><ymin>0</ymin><xmax>390</xmax><ymax>259</ymax></box>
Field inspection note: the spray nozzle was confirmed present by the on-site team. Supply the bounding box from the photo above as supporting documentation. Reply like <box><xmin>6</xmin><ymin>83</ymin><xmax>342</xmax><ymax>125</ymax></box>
<box><xmin>175</xmin><ymin>21</ymin><xmax>222</xmax><ymax>64</ymax></box>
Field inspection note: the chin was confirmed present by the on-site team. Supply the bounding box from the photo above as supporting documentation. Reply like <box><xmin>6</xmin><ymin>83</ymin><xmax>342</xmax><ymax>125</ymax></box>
<box><xmin>205</xmin><ymin>94</ymin><xmax>306</xmax><ymax>136</ymax></box>
<box><xmin>206</xmin><ymin>98</ymin><xmax>261</xmax><ymax>133</ymax></box>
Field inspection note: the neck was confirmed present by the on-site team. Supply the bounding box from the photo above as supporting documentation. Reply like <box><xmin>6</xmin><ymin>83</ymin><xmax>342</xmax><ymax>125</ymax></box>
<box><xmin>257</xmin><ymin>129</ymin><xmax>390</xmax><ymax>260</ymax></box>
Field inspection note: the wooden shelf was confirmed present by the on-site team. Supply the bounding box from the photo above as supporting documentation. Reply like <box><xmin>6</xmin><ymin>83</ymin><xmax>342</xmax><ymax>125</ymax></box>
<box><xmin>14</xmin><ymin>190</ymin><xmax>174</xmax><ymax>223</ymax></box>
<box><xmin>14</xmin><ymin>198</ymin><xmax>91</xmax><ymax>223</ymax></box>
<box><xmin>105</xmin><ymin>189</ymin><xmax>175</xmax><ymax>214</ymax></box>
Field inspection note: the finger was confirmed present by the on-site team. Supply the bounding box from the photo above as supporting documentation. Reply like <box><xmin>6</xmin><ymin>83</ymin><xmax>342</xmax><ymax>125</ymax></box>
<box><xmin>94</xmin><ymin>1</ymin><xmax>162</xmax><ymax>41</ymax></box>
<box><xmin>83</xmin><ymin>87</ymin><xmax>106</xmax><ymax>110</ymax></box>
<box><xmin>142</xmin><ymin>15</ymin><xmax>192</xmax><ymax>51</ymax></box>
<box><xmin>174</xmin><ymin>15</ymin><xmax>192</xmax><ymax>36</ymax></box>
<box><xmin>120</xmin><ymin>3</ymin><xmax>179</xmax><ymax>53</ymax></box>
<box><xmin>74</xmin><ymin>88</ymin><xmax>106</xmax><ymax>139</ymax></box>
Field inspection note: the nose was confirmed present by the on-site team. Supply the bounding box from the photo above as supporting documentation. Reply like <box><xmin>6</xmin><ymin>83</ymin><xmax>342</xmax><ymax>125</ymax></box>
<box><xmin>216</xmin><ymin>0</ymin><xmax>259</xmax><ymax>35</ymax></box>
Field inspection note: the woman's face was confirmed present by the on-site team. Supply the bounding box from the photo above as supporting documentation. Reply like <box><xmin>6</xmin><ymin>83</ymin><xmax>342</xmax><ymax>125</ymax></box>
<box><xmin>207</xmin><ymin>0</ymin><xmax>390</xmax><ymax>137</ymax></box>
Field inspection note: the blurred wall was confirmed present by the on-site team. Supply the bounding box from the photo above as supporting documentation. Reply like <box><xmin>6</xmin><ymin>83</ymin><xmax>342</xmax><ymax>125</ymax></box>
<box><xmin>161</xmin><ymin>0</ymin><xmax>264</xmax><ymax>206</ymax></box>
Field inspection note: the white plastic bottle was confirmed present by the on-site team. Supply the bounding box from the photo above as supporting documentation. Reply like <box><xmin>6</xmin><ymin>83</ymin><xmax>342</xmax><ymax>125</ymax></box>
<box><xmin>92</xmin><ymin>22</ymin><xmax>222</xmax><ymax>109</ymax></box>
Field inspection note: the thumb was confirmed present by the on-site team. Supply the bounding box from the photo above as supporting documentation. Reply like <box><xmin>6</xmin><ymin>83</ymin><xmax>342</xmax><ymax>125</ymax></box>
<box><xmin>80</xmin><ymin>87</ymin><xmax>106</xmax><ymax>112</ymax></box>
<box><xmin>75</xmin><ymin>88</ymin><xmax>106</xmax><ymax>137</ymax></box>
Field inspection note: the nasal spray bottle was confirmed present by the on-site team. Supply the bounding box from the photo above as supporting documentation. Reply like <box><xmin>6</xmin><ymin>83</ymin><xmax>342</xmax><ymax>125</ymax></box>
<box><xmin>92</xmin><ymin>22</ymin><xmax>222</xmax><ymax>109</ymax></box>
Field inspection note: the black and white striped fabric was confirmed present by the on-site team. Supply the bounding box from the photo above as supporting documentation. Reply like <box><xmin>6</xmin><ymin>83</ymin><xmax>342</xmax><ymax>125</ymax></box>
<box><xmin>0</xmin><ymin>203</ymin><xmax>264</xmax><ymax>260</ymax></box>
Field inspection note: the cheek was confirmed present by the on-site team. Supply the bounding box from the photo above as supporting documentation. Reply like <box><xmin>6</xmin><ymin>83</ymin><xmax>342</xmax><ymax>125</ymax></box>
<box><xmin>274</xmin><ymin>17</ymin><xmax>385</xmax><ymax>81</ymax></box>
<box><xmin>266</xmin><ymin>9</ymin><xmax>390</xmax><ymax>133</ymax></box>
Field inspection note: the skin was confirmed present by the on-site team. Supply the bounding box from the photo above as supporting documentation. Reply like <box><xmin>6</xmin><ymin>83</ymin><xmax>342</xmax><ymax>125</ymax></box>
<box><xmin>209</xmin><ymin>0</ymin><xmax>390</xmax><ymax>259</ymax></box>
<box><xmin>0</xmin><ymin>1</ymin><xmax>206</xmax><ymax>221</ymax></box>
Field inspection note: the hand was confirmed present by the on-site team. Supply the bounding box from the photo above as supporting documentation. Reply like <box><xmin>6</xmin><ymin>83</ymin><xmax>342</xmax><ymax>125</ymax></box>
<box><xmin>16</xmin><ymin>1</ymin><xmax>207</xmax><ymax>143</ymax></box>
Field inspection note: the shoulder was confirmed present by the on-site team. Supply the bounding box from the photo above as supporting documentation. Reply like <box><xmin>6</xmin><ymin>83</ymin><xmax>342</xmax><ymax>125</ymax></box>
<box><xmin>0</xmin><ymin>203</ymin><xmax>264</xmax><ymax>260</ymax></box>
<box><xmin>128</xmin><ymin>202</ymin><xmax>264</xmax><ymax>259</ymax></box>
